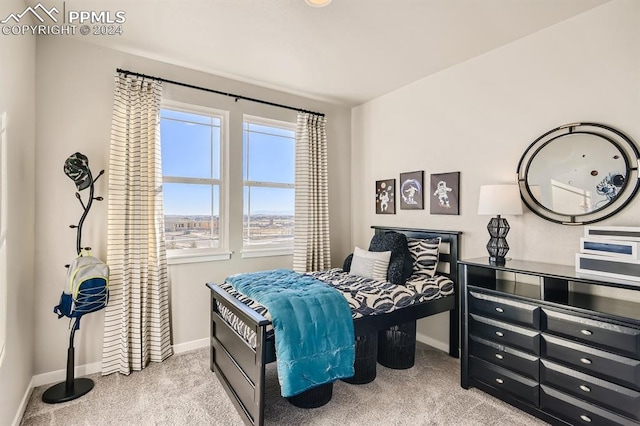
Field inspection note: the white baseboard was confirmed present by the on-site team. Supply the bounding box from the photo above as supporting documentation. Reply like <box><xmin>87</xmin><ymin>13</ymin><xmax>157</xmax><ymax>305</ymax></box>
<box><xmin>12</xmin><ymin>377</ymin><xmax>33</xmax><ymax>426</ymax></box>
<box><xmin>31</xmin><ymin>338</ymin><xmax>210</xmax><ymax>389</ymax></box>
<box><xmin>172</xmin><ymin>337</ymin><xmax>209</xmax><ymax>354</ymax></box>
<box><xmin>32</xmin><ymin>361</ymin><xmax>102</xmax><ymax>388</ymax></box>
<box><xmin>416</xmin><ymin>331</ymin><xmax>448</xmax><ymax>353</ymax></box>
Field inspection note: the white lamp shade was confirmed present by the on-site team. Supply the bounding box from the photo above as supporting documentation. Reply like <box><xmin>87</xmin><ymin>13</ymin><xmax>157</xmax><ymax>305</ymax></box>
<box><xmin>478</xmin><ymin>185</ymin><xmax>523</xmax><ymax>216</ymax></box>
<box><xmin>305</xmin><ymin>0</ymin><xmax>332</xmax><ymax>6</ymax></box>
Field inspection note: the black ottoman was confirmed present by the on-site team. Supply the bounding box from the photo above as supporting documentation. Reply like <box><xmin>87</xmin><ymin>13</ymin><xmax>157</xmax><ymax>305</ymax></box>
<box><xmin>286</xmin><ymin>382</ymin><xmax>333</xmax><ymax>408</ymax></box>
<box><xmin>377</xmin><ymin>321</ymin><xmax>417</xmax><ymax>369</ymax></box>
<box><xmin>342</xmin><ymin>332</ymin><xmax>378</xmax><ymax>384</ymax></box>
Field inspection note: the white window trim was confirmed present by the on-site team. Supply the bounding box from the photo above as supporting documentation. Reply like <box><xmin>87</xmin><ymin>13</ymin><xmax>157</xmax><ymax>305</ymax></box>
<box><xmin>167</xmin><ymin>250</ymin><xmax>232</xmax><ymax>265</ymax></box>
<box><xmin>243</xmin><ymin>115</ymin><xmax>296</xmax><ymax>255</ymax></box>
<box><xmin>241</xmin><ymin>247</ymin><xmax>293</xmax><ymax>259</ymax></box>
<box><xmin>161</xmin><ymin>100</ymin><xmax>230</xmax><ymax>262</ymax></box>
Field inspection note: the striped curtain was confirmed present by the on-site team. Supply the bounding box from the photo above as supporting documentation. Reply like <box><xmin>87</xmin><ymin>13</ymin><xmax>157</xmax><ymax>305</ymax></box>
<box><xmin>293</xmin><ymin>113</ymin><xmax>331</xmax><ymax>272</ymax></box>
<box><xmin>101</xmin><ymin>74</ymin><xmax>173</xmax><ymax>376</ymax></box>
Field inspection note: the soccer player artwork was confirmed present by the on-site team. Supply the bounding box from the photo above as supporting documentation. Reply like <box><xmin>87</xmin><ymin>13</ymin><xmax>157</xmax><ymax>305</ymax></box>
<box><xmin>375</xmin><ymin>179</ymin><xmax>396</xmax><ymax>214</ymax></box>
<box><xmin>400</xmin><ymin>171</ymin><xmax>424</xmax><ymax>210</ymax></box>
<box><xmin>430</xmin><ymin>172</ymin><xmax>460</xmax><ymax>215</ymax></box>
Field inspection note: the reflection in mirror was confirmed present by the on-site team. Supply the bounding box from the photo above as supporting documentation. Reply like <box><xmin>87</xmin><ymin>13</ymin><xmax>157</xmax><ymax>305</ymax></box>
<box><xmin>527</xmin><ymin>133</ymin><xmax>626</xmax><ymax>215</ymax></box>
<box><xmin>517</xmin><ymin>123</ymin><xmax>640</xmax><ymax>225</ymax></box>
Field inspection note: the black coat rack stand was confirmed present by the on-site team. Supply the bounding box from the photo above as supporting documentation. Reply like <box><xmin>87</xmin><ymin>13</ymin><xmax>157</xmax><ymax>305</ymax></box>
<box><xmin>41</xmin><ymin>318</ymin><xmax>95</xmax><ymax>403</ymax></box>
<box><xmin>42</xmin><ymin>164</ymin><xmax>104</xmax><ymax>404</ymax></box>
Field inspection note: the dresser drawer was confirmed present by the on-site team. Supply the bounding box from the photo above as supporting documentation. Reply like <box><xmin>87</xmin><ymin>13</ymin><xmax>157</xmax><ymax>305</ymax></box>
<box><xmin>470</xmin><ymin>335</ymin><xmax>539</xmax><ymax>380</ymax></box>
<box><xmin>543</xmin><ymin>309</ymin><xmax>640</xmax><ymax>360</ymax></box>
<box><xmin>469</xmin><ymin>313</ymin><xmax>540</xmax><ymax>355</ymax></box>
<box><xmin>469</xmin><ymin>356</ymin><xmax>539</xmax><ymax>406</ymax></box>
<box><xmin>541</xmin><ymin>359</ymin><xmax>640</xmax><ymax>421</ymax></box>
<box><xmin>542</xmin><ymin>334</ymin><xmax>640</xmax><ymax>391</ymax></box>
<box><xmin>468</xmin><ymin>290</ymin><xmax>540</xmax><ymax>329</ymax></box>
<box><xmin>540</xmin><ymin>385</ymin><xmax>638</xmax><ymax>426</ymax></box>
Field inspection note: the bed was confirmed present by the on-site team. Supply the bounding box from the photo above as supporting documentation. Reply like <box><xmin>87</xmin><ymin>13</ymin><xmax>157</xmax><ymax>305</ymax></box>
<box><xmin>206</xmin><ymin>226</ymin><xmax>461</xmax><ymax>426</ymax></box>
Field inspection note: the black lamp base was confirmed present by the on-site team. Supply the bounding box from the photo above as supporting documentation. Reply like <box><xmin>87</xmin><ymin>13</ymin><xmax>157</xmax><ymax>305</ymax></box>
<box><xmin>488</xmin><ymin>256</ymin><xmax>506</xmax><ymax>266</ymax></box>
<box><xmin>42</xmin><ymin>377</ymin><xmax>94</xmax><ymax>404</ymax></box>
<box><xmin>486</xmin><ymin>215</ymin><xmax>511</xmax><ymax>265</ymax></box>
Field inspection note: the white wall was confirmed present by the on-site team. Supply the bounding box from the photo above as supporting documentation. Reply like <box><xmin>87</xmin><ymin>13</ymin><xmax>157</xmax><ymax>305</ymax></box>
<box><xmin>34</xmin><ymin>37</ymin><xmax>351</xmax><ymax>374</ymax></box>
<box><xmin>0</xmin><ymin>0</ymin><xmax>36</xmax><ymax>423</ymax></box>
<box><xmin>351</xmin><ymin>0</ymin><xmax>640</xmax><ymax>349</ymax></box>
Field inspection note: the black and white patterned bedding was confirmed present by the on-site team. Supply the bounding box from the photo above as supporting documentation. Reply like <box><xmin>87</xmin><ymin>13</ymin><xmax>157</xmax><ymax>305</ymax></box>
<box><xmin>216</xmin><ymin>268</ymin><xmax>454</xmax><ymax>348</ymax></box>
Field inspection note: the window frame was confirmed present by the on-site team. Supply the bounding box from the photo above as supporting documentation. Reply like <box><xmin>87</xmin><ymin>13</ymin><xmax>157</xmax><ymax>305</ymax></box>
<box><xmin>160</xmin><ymin>101</ymin><xmax>230</xmax><ymax>264</ymax></box>
<box><xmin>242</xmin><ymin>114</ymin><xmax>296</xmax><ymax>257</ymax></box>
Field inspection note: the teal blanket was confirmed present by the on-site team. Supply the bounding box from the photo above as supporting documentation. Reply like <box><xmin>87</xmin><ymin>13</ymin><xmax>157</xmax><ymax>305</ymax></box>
<box><xmin>226</xmin><ymin>269</ymin><xmax>355</xmax><ymax>397</ymax></box>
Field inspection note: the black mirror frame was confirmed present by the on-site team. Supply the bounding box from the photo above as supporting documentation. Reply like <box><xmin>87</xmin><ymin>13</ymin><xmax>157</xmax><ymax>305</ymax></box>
<box><xmin>517</xmin><ymin>122</ymin><xmax>640</xmax><ymax>225</ymax></box>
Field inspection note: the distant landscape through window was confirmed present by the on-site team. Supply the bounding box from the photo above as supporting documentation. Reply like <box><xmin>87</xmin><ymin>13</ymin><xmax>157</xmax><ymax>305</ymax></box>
<box><xmin>161</xmin><ymin>107</ymin><xmax>223</xmax><ymax>250</ymax></box>
<box><xmin>160</xmin><ymin>107</ymin><xmax>296</xmax><ymax>253</ymax></box>
<box><xmin>243</xmin><ymin>117</ymin><xmax>295</xmax><ymax>250</ymax></box>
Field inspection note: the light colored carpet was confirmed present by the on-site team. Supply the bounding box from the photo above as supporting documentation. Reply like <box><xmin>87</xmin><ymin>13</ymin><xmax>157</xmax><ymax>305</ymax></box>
<box><xmin>20</xmin><ymin>343</ymin><xmax>548</xmax><ymax>425</ymax></box>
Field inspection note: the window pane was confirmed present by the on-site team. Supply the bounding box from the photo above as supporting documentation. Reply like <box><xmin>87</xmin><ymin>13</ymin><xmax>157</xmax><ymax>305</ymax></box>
<box><xmin>243</xmin><ymin>186</ymin><xmax>294</xmax><ymax>246</ymax></box>
<box><xmin>211</xmin><ymin>128</ymin><xmax>221</xmax><ymax>180</ymax></box>
<box><xmin>242</xmin><ymin>131</ymin><xmax>248</xmax><ymax>181</ymax></box>
<box><xmin>161</xmin><ymin>119</ymin><xmax>213</xmax><ymax>178</ymax></box>
<box><xmin>245</xmin><ymin>131</ymin><xmax>294</xmax><ymax>184</ymax></box>
<box><xmin>164</xmin><ymin>183</ymin><xmax>219</xmax><ymax>249</ymax></box>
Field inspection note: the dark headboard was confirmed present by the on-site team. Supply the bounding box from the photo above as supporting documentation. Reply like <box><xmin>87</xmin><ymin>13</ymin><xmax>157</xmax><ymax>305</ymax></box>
<box><xmin>371</xmin><ymin>226</ymin><xmax>462</xmax><ymax>283</ymax></box>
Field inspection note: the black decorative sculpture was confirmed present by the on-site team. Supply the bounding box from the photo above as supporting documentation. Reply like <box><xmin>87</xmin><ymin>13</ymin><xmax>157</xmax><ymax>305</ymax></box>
<box><xmin>42</xmin><ymin>153</ymin><xmax>105</xmax><ymax>404</ymax></box>
<box><xmin>63</xmin><ymin>152</ymin><xmax>105</xmax><ymax>254</ymax></box>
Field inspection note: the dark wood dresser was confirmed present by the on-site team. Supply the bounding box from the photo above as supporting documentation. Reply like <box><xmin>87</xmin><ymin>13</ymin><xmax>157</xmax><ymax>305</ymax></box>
<box><xmin>460</xmin><ymin>257</ymin><xmax>640</xmax><ymax>425</ymax></box>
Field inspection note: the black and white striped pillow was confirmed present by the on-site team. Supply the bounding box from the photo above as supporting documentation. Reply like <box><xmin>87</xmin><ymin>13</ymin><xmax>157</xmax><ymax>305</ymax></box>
<box><xmin>407</xmin><ymin>237</ymin><xmax>441</xmax><ymax>278</ymax></box>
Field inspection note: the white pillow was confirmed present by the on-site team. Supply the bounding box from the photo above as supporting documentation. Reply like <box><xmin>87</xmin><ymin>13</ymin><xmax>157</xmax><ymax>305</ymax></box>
<box><xmin>349</xmin><ymin>247</ymin><xmax>391</xmax><ymax>280</ymax></box>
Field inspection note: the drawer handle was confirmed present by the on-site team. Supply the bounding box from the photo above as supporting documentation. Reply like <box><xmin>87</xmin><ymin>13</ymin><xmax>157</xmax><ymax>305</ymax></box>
<box><xmin>580</xmin><ymin>358</ymin><xmax>592</xmax><ymax>365</ymax></box>
<box><xmin>495</xmin><ymin>353</ymin><xmax>504</xmax><ymax>360</ymax></box>
<box><xmin>581</xmin><ymin>329</ymin><xmax>593</xmax><ymax>336</ymax></box>
<box><xmin>495</xmin><ymin>331</ymin><xmax>504</xmax><ymax>337</ymax></box>
<box><xmin>579</xmin><ymin>385</ymin><xmax>591</xmax><ymax>392</ymax></box>
<box><xmin>495</xmin><ymin>378</ymin><xmax>504</xmax><ymax>384</ymax></box>
<box><xmin>580</xmin><ymin>414</ymin><xmax>592</xmax><ymax>423</ymax></box>
<box><xmin>495</xmin><ymin>307</ymin><xmax>504</xmax><ymax>313</ymax></box>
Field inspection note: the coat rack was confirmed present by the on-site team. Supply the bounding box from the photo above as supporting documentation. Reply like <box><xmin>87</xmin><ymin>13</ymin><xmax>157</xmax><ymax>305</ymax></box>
<box><xmin>42</xmin><ymin>153</ymin><xmax>104</xmax><ymax>404</ymax></box>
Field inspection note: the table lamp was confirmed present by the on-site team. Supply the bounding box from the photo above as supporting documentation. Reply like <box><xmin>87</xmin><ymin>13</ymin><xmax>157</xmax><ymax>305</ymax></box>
<box><xmin>478</xmin><ymin>184</ymin><xmax>523</xmax><ymax>265</ymax></box>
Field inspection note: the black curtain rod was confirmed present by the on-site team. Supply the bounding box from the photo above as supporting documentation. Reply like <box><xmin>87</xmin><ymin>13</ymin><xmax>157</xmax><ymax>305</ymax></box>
<box><xmin>116</xmin><ymin>68</ymin><xmax>324</xmax><ymax>117</ymax></box>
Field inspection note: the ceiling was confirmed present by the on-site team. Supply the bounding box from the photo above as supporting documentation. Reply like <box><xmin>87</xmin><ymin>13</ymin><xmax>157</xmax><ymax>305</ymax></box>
<box><xmin>34</xmin><ymin>0</ymin><xmax>609</xmax><ymax>106</ymax></box>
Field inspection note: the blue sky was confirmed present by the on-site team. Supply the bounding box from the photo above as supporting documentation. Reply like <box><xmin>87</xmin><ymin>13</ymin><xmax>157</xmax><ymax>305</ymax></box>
<box><xmin>160</xmin><ymin>109</ymin><xmax>294</xmax><ymax>216</ymax></box>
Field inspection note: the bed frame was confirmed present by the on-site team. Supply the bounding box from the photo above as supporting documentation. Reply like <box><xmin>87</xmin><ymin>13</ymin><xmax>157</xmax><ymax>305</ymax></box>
<box><xmin>206</xmin><ymin>226</ymin><xmax>461</xmax><ymax>426</ymax></box>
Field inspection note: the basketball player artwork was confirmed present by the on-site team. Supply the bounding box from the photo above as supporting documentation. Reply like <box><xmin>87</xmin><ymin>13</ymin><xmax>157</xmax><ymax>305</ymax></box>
<box><xmin>400</xmin><ymin>171</ymin><xmax>424</xmax><ymax>210</ymax></box>
<box><xmin>375</xmin><ymin>179</ymin><xmax>396</xmax><ymax>214</ymax></box>
<box><xmin>430</xmin><ymin>172</ymin><xmax>460</xmax><ymax>215</ymax></box>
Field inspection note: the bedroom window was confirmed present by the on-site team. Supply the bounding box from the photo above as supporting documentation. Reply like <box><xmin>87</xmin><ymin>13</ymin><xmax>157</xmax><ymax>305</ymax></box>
<box><xmin>0</xmin><ymin>112</ymin><xmax>7</xmax><ymax>366</ymax></box>
<box><xmin>242</xmin><ymin>116</ymin><xmax>295</xmax><ymax>256</ymax></box>
<box><xmin>160</xmin><ymin>103</ymin><xmax>229</xmax><ymax>261</ymax></box>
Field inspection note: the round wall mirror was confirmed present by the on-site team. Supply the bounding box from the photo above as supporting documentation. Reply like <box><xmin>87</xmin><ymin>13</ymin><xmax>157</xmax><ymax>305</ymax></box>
<box><xmin>517</xmin><ymin>122</ymin><xmax>640</xmax><ymax>225</ymax></box>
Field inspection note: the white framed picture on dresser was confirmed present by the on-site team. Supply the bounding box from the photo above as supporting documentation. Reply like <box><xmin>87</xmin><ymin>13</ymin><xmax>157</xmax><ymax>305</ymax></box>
<box><xmin>580</xmin><ymin>237</ymin><xmax>640</xmax><ymax>260</ymax></box>
<box><xmin>584</xmin><ymin>226</ymin><xmax>640</xmax><ymax>241</ymax></box>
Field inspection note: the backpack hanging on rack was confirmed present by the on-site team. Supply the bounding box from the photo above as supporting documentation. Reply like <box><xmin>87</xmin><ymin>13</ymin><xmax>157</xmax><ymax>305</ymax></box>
<box><xmin>54</xmin><ymin>249</ymin><xmax>109</xmax><ymax>321</ymax></box>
